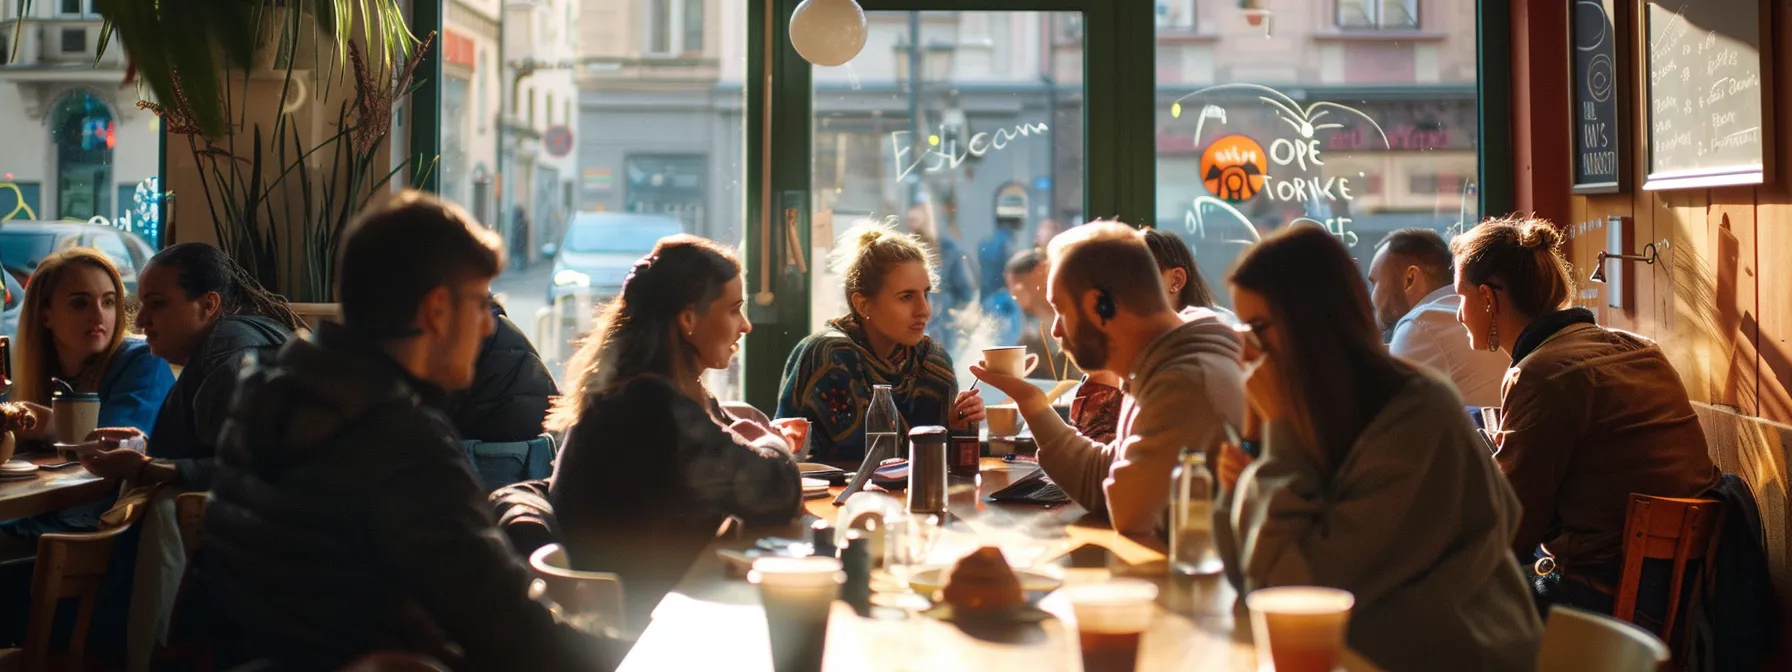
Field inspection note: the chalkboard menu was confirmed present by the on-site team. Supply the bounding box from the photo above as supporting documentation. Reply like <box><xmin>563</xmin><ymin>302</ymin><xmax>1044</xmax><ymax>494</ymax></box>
<box><xmin>1573</xmin><ymin>0</ymin><xmax>1623</xmax><ymax>193</ymax></box>
<box><xmin>1643</xmin><ymin>0</ymin><xmax>1768</xmax><ymax>190</ymax></box>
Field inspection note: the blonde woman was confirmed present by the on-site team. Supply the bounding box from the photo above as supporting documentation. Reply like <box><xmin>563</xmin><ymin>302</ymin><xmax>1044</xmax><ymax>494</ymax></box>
<box><xmin>10</xmin><ymin>248</ymin><xmax>174</xmax><ymax>442</ymax></box>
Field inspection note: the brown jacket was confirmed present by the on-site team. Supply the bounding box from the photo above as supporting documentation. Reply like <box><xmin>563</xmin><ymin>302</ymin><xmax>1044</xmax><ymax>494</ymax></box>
<box><xmin>1493</xmin><ymin>323</ymin><xmax>1719</xmax><ymax>576</ymax></box>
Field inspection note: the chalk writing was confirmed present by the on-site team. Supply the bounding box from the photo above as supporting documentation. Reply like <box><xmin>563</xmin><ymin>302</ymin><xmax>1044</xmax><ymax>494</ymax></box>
<box><xmin>889</xmin><ymin>122</ymin><xmax>1051</xmax><ymax>181</ymax></box>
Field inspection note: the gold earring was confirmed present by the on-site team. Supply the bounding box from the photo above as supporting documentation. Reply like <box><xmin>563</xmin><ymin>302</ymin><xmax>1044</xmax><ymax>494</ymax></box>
<box><xmin>1487</xmin><ymin>322</ymin><xmax>1500</xmax><ymax>352</ymax></box>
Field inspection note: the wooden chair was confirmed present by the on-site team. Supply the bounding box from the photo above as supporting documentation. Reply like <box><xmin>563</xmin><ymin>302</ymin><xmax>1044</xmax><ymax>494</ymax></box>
<box><xmin>528</xmin><ymin>543</ymin><xmax>628</xmax><ymax>637</ymax></box>
<box><xmin>1537</xmin><ymin>606</ymin><xmax>1670</xmax><ymax>672</ymax></box>
<box><xmin>335</xmin><ymin>651</ymin><xmax>449</xmax><ymax>672</ymax></box>
<box><xmin>1614</xmin><ymin>493</ymin><xmax>1723</xmax><ymax>662</ymax></box>
<box><xmin>155</xmin><ymin>492</ymin><xmax>214</xmax><ymax>671</ymax></box>
<box><xmin>15</xmin><ymin>517</ymin><xmax>144</xmax><ymax>671</ymax></box>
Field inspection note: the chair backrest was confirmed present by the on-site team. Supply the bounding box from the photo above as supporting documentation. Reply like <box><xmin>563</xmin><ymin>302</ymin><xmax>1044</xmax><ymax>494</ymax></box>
<box><xmin>23</xmin><ymin>517</ymin><xmax>141</xmax><ymax>671</ymax></box>
<box><xmin>175</xmin><ymin>491</ymin><xmax>209</xmax><ymax>556</ymax></box>
<box><xmin>1537</xmin><ymin>606</ymin><xmax>1670</xmax><ymax>672</ymax></box>
<box><xmin>528</xmin><ymin>543</ymin><xmax>627</xmax><ymax>635</ymax></box>
<box><xmin>1616</xmin><ymin>493</ymin><xmax>1724</xmax><ymax>651</ymax></box>
<box><xmin>335</xmin><ymin>651</ymin><xmax>449</xmax><ymax>672</ymax></box>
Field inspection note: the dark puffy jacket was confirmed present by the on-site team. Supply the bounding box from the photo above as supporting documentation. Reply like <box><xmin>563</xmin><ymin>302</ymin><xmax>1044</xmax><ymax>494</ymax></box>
<box><xmin>551</xmin><ymin>375</ymin><xmax>801</xmax><ymax>625</ymax></box>
<box><xmin>447</xmin><ymin>304</ymin><xmax>558</xmax><ymax>443</ymax></box>
<box><xmin>148</xmin><ymin>315</ymin><xmax>292</xmax><ymax>490</ymax></box>
<box><xmin>198</xmin><ymin>323</ymin><xmax>612</xmax><ymax>671</ymax></box>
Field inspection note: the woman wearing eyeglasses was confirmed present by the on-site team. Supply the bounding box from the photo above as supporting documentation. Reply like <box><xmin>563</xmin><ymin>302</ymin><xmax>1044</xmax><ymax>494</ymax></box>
<box><xmin>1214</xmin><ymin>224</ymin><xmax>1540</xmax><ymax>672</ymax></box>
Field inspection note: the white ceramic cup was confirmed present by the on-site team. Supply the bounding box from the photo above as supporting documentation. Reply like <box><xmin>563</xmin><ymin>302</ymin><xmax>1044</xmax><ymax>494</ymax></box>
<box><xmin>981</xmin><ymin>346</ymin><xmax>1039</xmax><ymax>378</ymax></box>
<box><xmin>751</xmin><ymin>556</ymin><xmax>844</xmax><ymax>671</ymax></box>
<box><xmin>1245</xmin><ymin>586</ymin><xmax>1355</xmax><ymax>672</ymax></box>
<box><xmin>987</xmin><ymin>403</ymin><xmax>1022</xmax><ymax>438</ymax></box>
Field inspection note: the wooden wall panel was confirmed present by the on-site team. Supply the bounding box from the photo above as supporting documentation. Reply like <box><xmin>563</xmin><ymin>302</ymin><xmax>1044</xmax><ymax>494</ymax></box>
<box><xmin>1759</xmin><ymin>191</ymin><xmax>1792</xmax><ymax>422</ymax></box>
<box><xmin>1710</xmin><ymin>188</ymin><xmax>1759</xmax><ymax>416</ymax></box>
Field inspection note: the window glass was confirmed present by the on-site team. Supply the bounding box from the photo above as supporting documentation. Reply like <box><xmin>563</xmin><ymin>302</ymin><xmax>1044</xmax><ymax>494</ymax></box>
<box><xmin>2</xmin><ymin>1</ymin><xmax>161</xmax><ymax>261</ymax></box>
<box><xmin>810</xmin><ymin>11</ymin><xmax>1086</xmax><ymax>378</ymax></box>
<box><xmin>462</xmin><ymin>0</ymin><xmax>743</xmax><ymax>399</ymax></box>
<box><xmin>1155</xmin><ymin>3</ymin><xmax>1479</xmax><ymax>309</ymax></box>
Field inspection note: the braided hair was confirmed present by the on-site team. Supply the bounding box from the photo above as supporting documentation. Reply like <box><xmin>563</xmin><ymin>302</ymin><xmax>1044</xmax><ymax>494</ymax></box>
<box><xmin>145</xmin><ymin>243</ymin><xmax>306</xmax><ymax>332</ymax></box>
<box><xmin>547</xmin><ymin>234</ymin><xmax>740</xmax><ymax>432</ymax></box>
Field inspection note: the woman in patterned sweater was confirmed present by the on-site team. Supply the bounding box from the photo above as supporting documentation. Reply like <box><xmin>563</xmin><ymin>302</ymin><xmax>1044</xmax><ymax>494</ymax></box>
<box><xmin>777</xmin><ymin>220</ymin><xmax>986</xmax><ymax>463</ymax></box>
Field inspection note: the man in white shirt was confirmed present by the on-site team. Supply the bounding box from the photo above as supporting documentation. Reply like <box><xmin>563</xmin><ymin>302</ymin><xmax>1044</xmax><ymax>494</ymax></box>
<box><xmin>1368</xmin><ymin>228</ymin><xmax>1508</xmax><ymax>407</ymax></box>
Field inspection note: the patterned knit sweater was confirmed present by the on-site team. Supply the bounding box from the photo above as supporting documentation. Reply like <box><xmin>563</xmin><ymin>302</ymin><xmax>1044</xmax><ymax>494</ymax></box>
<box><xmin>774</xmin><ymin>316</ymin><xmax>957</xmax><ymax>463</ymax></box>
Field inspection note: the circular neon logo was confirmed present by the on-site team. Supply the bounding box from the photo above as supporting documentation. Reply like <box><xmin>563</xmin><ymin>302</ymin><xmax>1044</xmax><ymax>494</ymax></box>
<box><xmin>1201</xmin><ymin>134</ymin><xmax>1267</xmax><ymax>203</ymax></box>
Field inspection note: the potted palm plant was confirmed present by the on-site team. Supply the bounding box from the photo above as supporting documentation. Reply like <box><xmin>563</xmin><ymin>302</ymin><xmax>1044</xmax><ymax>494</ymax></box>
<box><xmin>55</xmin><ymin>0</ymin><xmax>418</xmax><ymax>139</ymax></box>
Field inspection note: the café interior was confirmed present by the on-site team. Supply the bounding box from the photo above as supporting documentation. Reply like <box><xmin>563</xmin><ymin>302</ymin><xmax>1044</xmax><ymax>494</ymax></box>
<box><xmin>0</xmin><ymin>0</ymin><xmax>1789</xmax><ymax>670</ymax></box>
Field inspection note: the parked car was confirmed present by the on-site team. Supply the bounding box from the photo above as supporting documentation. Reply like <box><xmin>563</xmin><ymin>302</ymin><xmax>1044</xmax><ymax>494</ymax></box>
<box><xmin>546</xmin><ymin>212</ymin><xmax>685</xmax><ymax>304</ymax></box>
<box><xmin>0</xmin><ymin>270</ymin><xmax>21</xmax><ymax>341</ymax></box>
<box><xmin>0</xmin><ymin>221</ymin><xmax>157</xmax><ymax>294</ymax></box>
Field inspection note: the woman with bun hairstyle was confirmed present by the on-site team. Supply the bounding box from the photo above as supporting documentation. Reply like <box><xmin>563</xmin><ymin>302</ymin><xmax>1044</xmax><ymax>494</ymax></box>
<box><xmin>776</xmin><ymin>220</ymin><xmax>986</xmax><ymax>463</ymax></box>
<box><xmin>1452</xmin><ymin>216</ymin><xmax>1717</xmax><ymax>623</ymax></box>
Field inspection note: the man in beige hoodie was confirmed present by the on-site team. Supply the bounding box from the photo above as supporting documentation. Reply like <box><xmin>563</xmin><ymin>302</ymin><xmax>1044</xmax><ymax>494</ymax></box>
<box><xmin>971</xmin><ymin>223</ymin><xmax>1244</xmax><ymax>537</ymax></box>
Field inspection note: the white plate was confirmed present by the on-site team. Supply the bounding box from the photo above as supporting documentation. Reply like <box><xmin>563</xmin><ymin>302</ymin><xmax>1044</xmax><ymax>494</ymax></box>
<box><xmin>0</xmin><ymin>460</ymin><xmax>39</xmax><ymax>474</ymax></box>
<box><xmin>907</xmin><ymin>567</ymin><xmax>1064</xmax><ymax>598</ymax></box>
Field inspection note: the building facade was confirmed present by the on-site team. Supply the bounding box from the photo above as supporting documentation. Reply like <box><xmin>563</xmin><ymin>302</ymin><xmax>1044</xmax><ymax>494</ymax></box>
<box><xmin>0</xmin><ymin>0</ymin><xmax>157</xmax><ymax>224</ymax></box>
<box><xmin>575</xmin><ymin>1</ymin><xmax>1478</xmax><ymax>300</ymax></box>
<box><xmin>500</xmin><ymin>0</ymin><xmax>581</xmax><ymax>266</ymax></box>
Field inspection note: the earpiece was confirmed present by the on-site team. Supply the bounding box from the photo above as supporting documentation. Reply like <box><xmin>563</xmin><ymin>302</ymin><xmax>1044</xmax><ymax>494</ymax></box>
<box><xmin>1094</xmin><ymin>289</ymin><xmax>1117</xmax><ymax>322</ymax></box>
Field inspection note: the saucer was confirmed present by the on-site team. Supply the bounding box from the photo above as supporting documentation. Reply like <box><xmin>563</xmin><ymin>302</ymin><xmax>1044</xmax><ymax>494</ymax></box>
<box><xmin>0</xmin><ymin>460</ymin><xmax>39</xmax><ymax>474</ymax></box>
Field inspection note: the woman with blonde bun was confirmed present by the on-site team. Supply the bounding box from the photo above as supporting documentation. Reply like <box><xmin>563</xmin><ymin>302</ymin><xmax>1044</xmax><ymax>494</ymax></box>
<box><xmin>776</xmin><ymin>220</ymin><xmax>986</xmax><ymax>463</ymax></box>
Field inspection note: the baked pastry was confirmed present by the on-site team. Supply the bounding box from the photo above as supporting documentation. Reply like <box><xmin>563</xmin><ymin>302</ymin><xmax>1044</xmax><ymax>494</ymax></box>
<box><xmin>940</xmin><ymin>546</ymin><xmax>1025</xmax><ymax>611</ymax></box>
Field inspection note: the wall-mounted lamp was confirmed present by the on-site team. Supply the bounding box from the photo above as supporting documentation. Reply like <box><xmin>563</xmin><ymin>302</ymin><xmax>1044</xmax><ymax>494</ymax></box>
<box><xmin>1589</xmin><ymin>215</ymin><xmax>1652</xmax><ymax>310</ymax></box>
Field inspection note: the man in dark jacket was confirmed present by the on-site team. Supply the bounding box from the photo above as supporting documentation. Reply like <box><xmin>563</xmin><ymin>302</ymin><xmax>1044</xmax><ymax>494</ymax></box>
<box><xmin>448</xmin><ymin>300</ymin><xmax>558</xmax><ymax>443</ymax></box>
<box><xmin>199</xmin><ymin>192</ymin><xmax>615</xmax><ymax>671</ymax></box>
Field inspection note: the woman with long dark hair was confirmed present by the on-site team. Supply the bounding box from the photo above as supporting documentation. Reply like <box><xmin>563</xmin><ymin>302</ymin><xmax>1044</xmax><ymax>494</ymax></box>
<box><xmin>1451</xmin><ymin>217</ymin><xmax>1717</xmax><ymax>626</ymax></box>
<box><xmin>78</xmin><ymin>243</ymin><xmax>300</xmax><ymax>489</ymax></box>
<box><xmin>1214</xmin><ymin>224</ymin><xmax>1539</xmax><ymax>671</ymax></box>
<box><xmin>549</xmin><ymin>234</ymin><xmax>801</xmax><ymax>625</ymax></box>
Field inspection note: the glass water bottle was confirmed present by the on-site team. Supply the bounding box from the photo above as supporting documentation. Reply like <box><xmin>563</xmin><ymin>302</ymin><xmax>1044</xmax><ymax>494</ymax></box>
<box><xmin>865</xmin><ymin>384</ymin><xmax>901</xmax><ymax>461</ymax></box>
<box><xmin>1169</xmin><ymin>446</ymin><xmax>1223</xmax><ymax>575</ymax></box>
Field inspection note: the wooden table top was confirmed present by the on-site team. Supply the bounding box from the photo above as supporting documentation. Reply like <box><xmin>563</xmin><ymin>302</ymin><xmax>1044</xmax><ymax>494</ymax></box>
<box><xmin>0</xmin><ymin>451</ymin><xmax>113</xmax><ymax>521</ymax></box>
<box><xmin>618</xmin><ymin>457</ymin><xmax>1379</xmax><ymax>672</ymax></box>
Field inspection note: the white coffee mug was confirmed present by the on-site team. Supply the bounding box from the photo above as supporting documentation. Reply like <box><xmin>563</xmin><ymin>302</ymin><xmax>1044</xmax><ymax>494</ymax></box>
<box><xmin>987</xmin><ymin>403</ymin><xmax>1022</xmax><ymax>437</ymax></box>
<box><xmin>981</xmin><ymin>346</ymin><xmax>1039</xmax><ymax>378</ymax></box>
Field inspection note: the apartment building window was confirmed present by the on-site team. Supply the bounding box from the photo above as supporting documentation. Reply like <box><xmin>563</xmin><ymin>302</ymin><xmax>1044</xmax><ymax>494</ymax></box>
<box><xmin>60</xmin><ymin>28</ymin><xmax>86</xmax><ymax>53</ymax></box>
<box><xmin>1337</xmin><ymin>0</ymin><xmax>1418</xmax><ymax>30</ymax></box>
<box><xmin>59</xmin><ymin>0</ymin><xmax>85</xmax><ymax>15</ymax></box>
<box><xmin>1156</xmin><ymin>0</ymin><xmax>1196</xmax><ymax>31</ymax></box>
<box><xmin>647</xmin><ymin>0</ymin><xmax>703</xmax><ymax>55</ymax></box>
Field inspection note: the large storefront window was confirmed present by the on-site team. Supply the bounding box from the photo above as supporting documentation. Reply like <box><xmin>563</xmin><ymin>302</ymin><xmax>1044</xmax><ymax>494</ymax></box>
<box><xmin>809</xmin><ymin>11</ymin><xmax>1085</xmax><ymax>371</ymax></box>
<box><xmin>1155</xmin><ymin>2</ymin><xmax>1480</xmax><ymax>306</ymax></box>
<box><xmin>452</xmin><ymin>0</ymin><xmax>743</xmax><ymax>397</ymax></box>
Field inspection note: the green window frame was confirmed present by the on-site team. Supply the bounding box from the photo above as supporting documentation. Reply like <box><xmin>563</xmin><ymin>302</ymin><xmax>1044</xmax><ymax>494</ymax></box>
<box><xmin>398</xmin><ymin>0</ymin><xmax>1515</xmax><ymax>409</ymax></box>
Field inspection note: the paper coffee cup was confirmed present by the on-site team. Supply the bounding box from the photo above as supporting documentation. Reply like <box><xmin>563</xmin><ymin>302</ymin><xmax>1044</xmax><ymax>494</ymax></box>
<box><xmin>1064</xmin><ymin>579</ymin><xmax>1158</xmax><ymax>672</ymax></box>
<box><xmin>1245</xmin><ymin>586</ymin><xmax>1354</xmax><ymax>672</ymax></box>
<box><xmin>52</xmin><ymin>392</ymin><xmax>100</xmax><ymax>445</ymax></box>
<box><xmin>751</xmin><ymin>556</ymin><xmax>843</xmax><ymax>672</ymax></box>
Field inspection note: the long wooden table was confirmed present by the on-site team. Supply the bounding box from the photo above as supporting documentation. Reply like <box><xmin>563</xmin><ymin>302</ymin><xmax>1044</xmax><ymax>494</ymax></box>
<box><xmin>0</xmin><ymin>452</ymin><xmax>112</xmax><ymax>521</ymax></box>
<box><xmin>618</xmin><ymin>458</ymin><xmax>1379</xmax><ymax>671</ymax></box>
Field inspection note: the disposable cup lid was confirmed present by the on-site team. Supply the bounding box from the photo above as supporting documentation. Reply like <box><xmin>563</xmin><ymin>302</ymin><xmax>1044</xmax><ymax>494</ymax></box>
<box><xmin>749</xmin><ymin>556</ymin><xmax>844</xmax><ymax>588</ymax></box>
<box><xmin>52</xmin><ymin>392</ymin><xmax>100</xmax><ymax>402</ymax></box>
<box><xmin>1059</xmin><ymin>579</ymin><xmax>1159</xmax><ymax>606</ymax></box>
<box><xmin>1244</xmin><ymin>586</ymin><xmax>1355</xmax><ymax>614</ymax></box>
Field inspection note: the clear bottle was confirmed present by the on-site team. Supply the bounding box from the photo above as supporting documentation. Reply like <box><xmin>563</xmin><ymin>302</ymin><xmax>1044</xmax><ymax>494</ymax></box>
<box><xmin>865</xmin><ymin>384</ymin><xmax>901</xmax><ymax>461</ymax></box>
<box><xmin>1169</xmin><ymin>446</ymin><xmax>1223</xmax><ymax>575</ymax></box>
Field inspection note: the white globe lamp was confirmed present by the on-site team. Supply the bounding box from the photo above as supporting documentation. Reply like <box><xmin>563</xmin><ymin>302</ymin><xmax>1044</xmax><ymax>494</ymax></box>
<box><xmin>789</xmin><ymin>0</ymin><xmax>868</xmax><ymax>67</ymax></box>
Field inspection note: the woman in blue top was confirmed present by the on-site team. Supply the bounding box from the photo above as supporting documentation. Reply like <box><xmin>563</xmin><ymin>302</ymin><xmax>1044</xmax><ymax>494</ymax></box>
<box><xmin>11</xmin><ymin>248</ymin><xmax>173</xmax><ymax>441</ymax></box>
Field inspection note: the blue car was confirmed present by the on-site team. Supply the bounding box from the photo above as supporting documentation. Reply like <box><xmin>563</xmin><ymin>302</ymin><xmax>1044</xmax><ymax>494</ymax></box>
<box><xmin>546</xmin><ymin>212</ymin><xmax>685</xmax><ymax>305</ymax></box>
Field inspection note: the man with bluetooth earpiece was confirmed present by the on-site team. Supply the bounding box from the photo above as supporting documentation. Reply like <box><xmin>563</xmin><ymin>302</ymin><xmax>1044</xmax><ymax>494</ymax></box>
<box><xmin>969</xmin><ymin>221</ymin><xmax>1244</xmax><ymax>538</ymax></box>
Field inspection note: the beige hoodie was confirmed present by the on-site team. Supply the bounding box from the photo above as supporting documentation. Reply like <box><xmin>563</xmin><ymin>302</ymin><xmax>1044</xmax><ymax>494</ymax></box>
<box><xmin>1022</xmin><ymin>310</ymin><xmax>1245</xmax><ymax>536</ymax></box>
<box><xmin>1216</xmin><ymin>370</ymin><xmax>1542</xmax><ymax>672</ymax></box>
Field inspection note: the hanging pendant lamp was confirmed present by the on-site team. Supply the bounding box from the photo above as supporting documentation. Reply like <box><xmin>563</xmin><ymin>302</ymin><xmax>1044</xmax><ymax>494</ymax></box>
<box><xmin>789</xmin><ymin>0</ymin><xmax>869</xmax><ymax>67</ymax></box>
